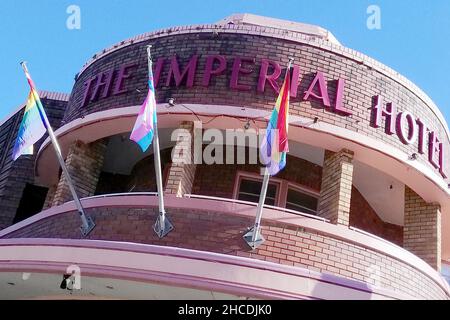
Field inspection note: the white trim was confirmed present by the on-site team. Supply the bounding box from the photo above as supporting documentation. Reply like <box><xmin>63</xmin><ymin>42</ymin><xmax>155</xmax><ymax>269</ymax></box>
<box><xmin>84</xmin><ymin>192</ymin><xmax>158</xmax><ymax>200</ymax></box>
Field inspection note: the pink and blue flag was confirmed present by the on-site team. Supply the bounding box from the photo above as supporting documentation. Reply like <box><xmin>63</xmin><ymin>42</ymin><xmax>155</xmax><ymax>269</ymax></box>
<box><xmin>130</xmin><ymin>59</ymin><xmax>157</xmax><ymax>152</ymax></box>
<box><xmin>260</xmin><ymin>68</ymin><xmax>291</xmax><ymax>176</ymax></box>
<box><xmin>12</xmin><ymin>67</ymin><xmax>47</xmax><ymax>161</ymax></box>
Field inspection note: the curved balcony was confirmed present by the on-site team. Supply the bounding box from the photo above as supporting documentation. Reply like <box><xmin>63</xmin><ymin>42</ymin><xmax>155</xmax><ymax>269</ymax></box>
<box><xmin>0</xmin><ymin>193</ymin><xmax>448</xmax><ymax>300</ymax></box>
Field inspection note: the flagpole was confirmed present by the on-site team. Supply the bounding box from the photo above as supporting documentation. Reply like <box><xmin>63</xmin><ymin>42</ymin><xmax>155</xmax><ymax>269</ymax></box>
<box><xmin>243</xmin><ymin>167</ymin><xmax>270</xmax><ymax>249</ymax></box>
<box><xmin>146</xmin><ymin>46</ymin><xmax>174</xmax><ymax>238</ymax></box>
<box><xmin>20</xmin><ymin>62</ymin><xmax>95</xmax><ymax>237</ymax></box>
<box><xmin>243</xmin><ymin>57</ymin><xmax>294</xmax><ymax>250</ymax></box>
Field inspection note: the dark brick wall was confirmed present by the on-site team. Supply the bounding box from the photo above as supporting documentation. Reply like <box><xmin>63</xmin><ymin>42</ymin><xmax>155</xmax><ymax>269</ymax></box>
<box><xmin>95</xmin><ymin>147</ymin><xmax>173</xmax><ymax>195</ymax></box>
<box><xmin>0</xmin><ymin>96</ymin><xmax>67</xmax><ymax>229</ymax></box>
<box><xmin>64</xmin><ymin>27</ymin><xmax>449</xmax><ymax>179</ymax></box>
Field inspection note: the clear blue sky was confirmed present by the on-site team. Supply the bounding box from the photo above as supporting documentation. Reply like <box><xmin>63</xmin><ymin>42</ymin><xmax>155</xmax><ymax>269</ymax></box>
<box><xmin>1</xmin><ymin>0</ymin><xmax>450</xmax><ymax>125</ymax></box>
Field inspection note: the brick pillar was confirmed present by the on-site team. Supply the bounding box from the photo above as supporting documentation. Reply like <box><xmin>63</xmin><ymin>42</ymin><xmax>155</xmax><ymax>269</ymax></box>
<box><xmin>404</xmin><ymin>187</ymin><xmax>441</xmax><ymax>271</ymax></box>
<box><xmin>52</xmin><ymin>139</ymin><xmax>107</xmax><ymax>206</ymax></box>
<box><xmin>42</xmin><ymin>185</ymin><xmax>57</xmax><ymax>210</ymax></box>
<box><xmin>317</xmin><ymin>149</ymin><xmax>354</xmax><ymax>225</ymax></box>
<box><xmin>164</xmin><ymin>121</ymin><xmax>197</xmax><ymax>197</ymax></box>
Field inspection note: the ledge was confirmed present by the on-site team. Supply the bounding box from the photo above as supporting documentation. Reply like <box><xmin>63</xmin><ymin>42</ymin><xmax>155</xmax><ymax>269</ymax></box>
<box><xmin>0</xmin><ymin>193</ymin><xmax>448</xmax><ymax>298</ymax></box>
<box><xmin>0</xmin><ymin>238</ymin><xmax>412</xmax><ymax>300</ymax></box>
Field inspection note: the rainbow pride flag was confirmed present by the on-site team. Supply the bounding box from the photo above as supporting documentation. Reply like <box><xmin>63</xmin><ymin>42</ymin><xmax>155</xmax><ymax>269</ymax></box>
<box><xmin>12</xmin><ymin>68</ymin><xmax>47</xmax><ymax>161</ymax></box>
<box><xmin>260</xmin><ymin>68</ymin><xmax>291</xmax><ymax>176</ymax></box>
<box><xmin>130</xmin><ymin>59</ymin><xmax>157</xmax><ymax>152</ymax></box>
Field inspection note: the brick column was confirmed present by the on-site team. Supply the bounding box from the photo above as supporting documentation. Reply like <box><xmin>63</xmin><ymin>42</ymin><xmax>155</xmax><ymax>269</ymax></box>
<box><xmin>317</xmin><ymin>149</ymin><xmax>354</xmax><ymax>225</ymax></box>
<box><xmin>52</xmin><ymin>139</ymin><xmax>107</xmax><ymax>206</ymax></box>
<box><xmin>404</xmin><ymin>187</ymin><xmax>442</xmax><ymax>271</ymax></box>
<box><xmin>164</xmin><ymin>121</ymin><xmax>197</xmax><ymax>197</ymax></box>
<box><xmin>42</xmin><ymin>185</ymin><xmax>57</xmax><ymax>210</ymax></box>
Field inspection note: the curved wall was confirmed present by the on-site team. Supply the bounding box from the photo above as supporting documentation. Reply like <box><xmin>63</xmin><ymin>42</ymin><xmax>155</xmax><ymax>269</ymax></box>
<box><xmin>64</xmin><ymin>24</ymin><xmax>449</xmax><ymax>181</ymax></box>
<box><xmin>0</xmin><ymin>195</ymin><xmax>448</xmax><ymax>300</ymax></box>
<box><xmin>0</xmin><ymin>239</ymin><xmax>416</xmax><ymax>300</ymax></box>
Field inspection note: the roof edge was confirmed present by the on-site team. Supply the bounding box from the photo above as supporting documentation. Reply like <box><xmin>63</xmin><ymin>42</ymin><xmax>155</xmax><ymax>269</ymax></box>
<box><xmin>0</xmin><ymin>91</ymin><xmax>69</xmax><ymax>128</ymax></box>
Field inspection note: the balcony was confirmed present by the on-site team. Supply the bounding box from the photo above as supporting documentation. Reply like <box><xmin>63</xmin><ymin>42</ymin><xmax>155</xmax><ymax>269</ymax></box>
<box><xmin>0</xmin><ymin>193</ymin><xmax>448</xmax><ymax>299</ymax></box>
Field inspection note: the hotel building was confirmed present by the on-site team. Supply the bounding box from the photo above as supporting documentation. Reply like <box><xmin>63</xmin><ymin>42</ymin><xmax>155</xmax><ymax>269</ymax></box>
<box><xmin>0</xmin><ymin>14</ymin><xmax>449</xmax><ymax>299</ymax></box>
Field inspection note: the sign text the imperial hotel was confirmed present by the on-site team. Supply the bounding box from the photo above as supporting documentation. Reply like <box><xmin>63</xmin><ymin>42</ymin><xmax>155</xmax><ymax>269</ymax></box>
<box><xmin>81</xmin><ymin>53</ymin><xmax>448</xmax><ymax>179</ymax></box>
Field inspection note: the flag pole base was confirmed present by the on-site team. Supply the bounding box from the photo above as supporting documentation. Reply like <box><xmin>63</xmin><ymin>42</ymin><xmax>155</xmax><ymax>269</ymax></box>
<box><xmin>243</xmin><ymin>227</ymin><xmax>265</xmax><ymax>250</ymax></box>
<box><xmin>153</xmin><ymin>214</ymin><xmax>174</xmax><ymax>238</ymax></box>
<box><xmin>80</xmin><ymin>216</ymin><xmax>96</xmax><ymax>237</ymax></box>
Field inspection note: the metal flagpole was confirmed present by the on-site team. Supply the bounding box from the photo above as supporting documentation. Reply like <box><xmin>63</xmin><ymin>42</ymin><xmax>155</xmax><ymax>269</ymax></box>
<box><xmin>146</xmin><ymin>46</ymin><xmax>173</xmax><ymax>238</ymax></box>
<box><xmin>243</xmin><ymin>167</ymin><xmax>270</xmax><ymax>249</ymax></box>
<box><xmin>21</xmin><ymin>62</ymin><xmax>95</xmax><ymax>237</ymax></box>
<box><xmin>243</xmin><ymin>58</ymin><xmax>294</xmax><ymax>250</ymax></box>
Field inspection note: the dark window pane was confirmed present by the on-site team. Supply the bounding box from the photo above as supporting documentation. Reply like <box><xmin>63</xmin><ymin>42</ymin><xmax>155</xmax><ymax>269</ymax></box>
<box><xmin>285</xmin><ymin>188</ymin><xmax>318</xmax><ymax>215</ymax></box>
<box><xmin>238</xmin><ymin>179</ymin><xmax>277</xmax><ymax>206</ymax></box>
<box><xmin>13</xmin><ymin>183</ymin><xmax>49</xmax><ymax>223</ymax></box>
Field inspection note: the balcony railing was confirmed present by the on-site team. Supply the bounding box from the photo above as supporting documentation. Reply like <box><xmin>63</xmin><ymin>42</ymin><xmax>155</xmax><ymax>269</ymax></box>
<box><xmin>85</xmin><ymin>192</ymin><xmax>330</xmax><ymax>222</ymax></box>
<box><xmin>184</xmin><ymin>193</ymin><xmax>329</xmax><ymax>222</ymax></box>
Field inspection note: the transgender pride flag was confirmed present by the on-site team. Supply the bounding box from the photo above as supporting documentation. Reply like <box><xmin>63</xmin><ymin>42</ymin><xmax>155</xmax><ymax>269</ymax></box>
<box><xmin>12</xmin><ymin>66</ymin><xmax>47</xmax><ymax>161</ymax></box>
<box><xmin>130</xmin><ymin>59</ymin><xmax>157</xmax><ymax>152</ymax></box>
<box><xmin>260</xmin><ymin>68</ymin><xmax>291</xmax><ymax>176</ymax></box>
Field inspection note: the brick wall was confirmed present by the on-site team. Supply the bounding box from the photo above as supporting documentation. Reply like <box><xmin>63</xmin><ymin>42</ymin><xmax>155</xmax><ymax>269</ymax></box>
<box><xmin>192</xmin><ymin>153</ymin><xmax>322</xmax><ymax>198</ymax></box>
<box><xmin>95</xmin><ymin>147</ymin><xmax>402</xmax><ymax>245</ymax></box>
<box><xmin>404</xmin><ymin>186</ymin><xmax>441</xmax><ymax>271</ymax></box>
<box><xmin>95</xmin><ymin>147</ymin><xmax>173</xmax><ymax>194</ymax></box>
<box><xmin>63</xmin><ymin>27</ymin><xmax>449</xmax><ymax>178</ymax></box>
<box><xmin>2</xmin><ymin>204</ymin><xmax>447</xmax><ymax>299</ymax></box>
<box><xmin>0</xmin><ymin>95</ymin><xmax>67</xmax><ymax>229</ymax></box>
<box><xmin>317</xmin><ymin>149</ymin><xmax>354</xmax><ymax>225</ymax></box>
<box><xmin>52</xmin><ymin>140</ymin><xmax>107</xmax><ymax>206</ymax></box>
<box><xmin>125</xmin><ymin>156</ymin><xmax>157</xmax><ymax>192</ymax></box>
<box><xmin>164</xmin><ymin>121</ymin><xmax>197</xmax><ymax>196</ymax></box>
<box><xmin>349</xmin><ymin>186</ymin><xmax>403</xmax><ymax>246</ymax></box>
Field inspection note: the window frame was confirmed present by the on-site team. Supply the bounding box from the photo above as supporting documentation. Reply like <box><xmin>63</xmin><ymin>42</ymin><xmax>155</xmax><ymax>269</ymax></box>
<box><xmin>284</xmin><ymin>182</ymin><xmax>320</xmax><ymax>215</ymax></box>
<box><xmin>233</xmin><ymin>171</ymin><xmax>320</xmax><ymax>215</ymax></box>
<box><xmin>233</xmin><ymin>171</ymin><xmax>282</xmax><ymax>207</ymax></box>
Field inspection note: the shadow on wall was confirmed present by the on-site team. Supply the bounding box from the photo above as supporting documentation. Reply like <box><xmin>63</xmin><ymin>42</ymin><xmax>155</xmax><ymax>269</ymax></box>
<box><xmin>95</xmin><ymin>148</ymin><xmax>173</xmax><ymax>194</ymax></box>
<box><xmin>349</xmin><ymin>186</ymin><xmax>403</xmax><ymax>246</ymax></box>
<box><xmin>310</xmin><ymin>272</ymin><xmax>374</xmax><ymax>300</ymax></box>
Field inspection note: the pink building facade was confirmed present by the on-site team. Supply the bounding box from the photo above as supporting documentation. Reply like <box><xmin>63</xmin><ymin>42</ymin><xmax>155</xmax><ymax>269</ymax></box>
<box><xmin>0</xmin><ymin>14</ymin><xmax>449</xmax><ymax>299</ymax></box>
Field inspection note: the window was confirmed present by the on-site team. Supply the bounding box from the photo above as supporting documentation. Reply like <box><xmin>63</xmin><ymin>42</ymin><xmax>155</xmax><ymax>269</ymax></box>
<box><xmin>285</xmin><ymin>187</ymin><xmax>318</xmax><ymax>215</ymax></box>
<box><xmin>237</xmin><ymin>178</ymin><xmax>279</xmax><ymax>206</ymax></box>
<box><xmin>234</xmin><ymin>171</ymin><xmax>319</xmax><ymax>215</ymax></box>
